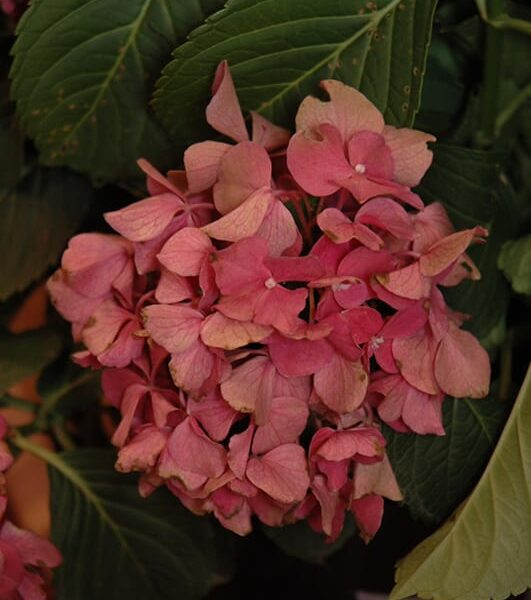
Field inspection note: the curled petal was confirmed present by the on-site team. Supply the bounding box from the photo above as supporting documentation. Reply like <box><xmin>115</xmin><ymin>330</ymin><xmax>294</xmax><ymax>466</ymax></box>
<box><xmin>382</xmin><ymin>125</ymin><xmax>435</xmax><ymax>187</ymax></box>
<box><xmin>184</xmin><ymin>141</ymin><xmax>231</xmax><ymax>193</ymax></box>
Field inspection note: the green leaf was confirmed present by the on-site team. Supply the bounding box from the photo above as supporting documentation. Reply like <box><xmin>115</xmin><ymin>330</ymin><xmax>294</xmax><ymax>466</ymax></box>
<box><xmin>385</xmin><ymin>396</ymin><xmax>509</xmax><ymax>524</ymax></box>
<box><xmin>418</xmin><ymin>144</ymin><xmax>517</xmax><ymax>343</ymax></box>
<box><xmin>153</xmin><ymin>0</ymin><xmax>437</xmax><ymax>143</ymax></box>
<box><xmin>0</xmin><ymin>165</ymin><xmax>93</xmax><ymax>300</ymax></box>
<box><xmin>33</xmin><ymin>446</ymin><xmax>231</xmax><ymax>600</ymax></box>
<box><xmin>0</xmin><ymin>328</ymin><xmax>62</xmax><ymax>395</ymax></box>
<box><xmin>10</xmin><ymin>0</ymin><xmax>225</xmax><ymax>183</ymax></box>
<box><xmin>498</xmin><ymin>234</ymin><xmax>531</xmax><ymax>295</ymax></box>
<box><xmin>390</xmin><ymin>365</ymin><xmax>531</xmax><ymax>600</ymax></box>
<box><xmin>476</xmin><ymin>0</ymin><xmax>531</xmax><ymax>35</ymax></box>
<box><xmin>262</xmin><ymin>517</ymin><xmax>356</xmax><ymax>565</ymax></box>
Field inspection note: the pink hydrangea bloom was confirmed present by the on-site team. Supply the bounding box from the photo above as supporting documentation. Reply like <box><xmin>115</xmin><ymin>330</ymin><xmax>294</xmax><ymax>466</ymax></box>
<box><xmin>48</xmin><ymin>61</ymin><xmax>491</xmax><ymax>543</ymax></box>
<box><xmin>0</xmin><ymin>418</ymin><xmax>62</xmax><ymax>599</ymax></box>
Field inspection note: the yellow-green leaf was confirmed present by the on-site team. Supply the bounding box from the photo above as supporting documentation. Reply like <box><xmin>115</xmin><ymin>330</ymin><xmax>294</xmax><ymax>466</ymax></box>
<box><xmin>390</xmin><ymin>365</ymin><xmax>531</xmax><ymax>600</ymax></box>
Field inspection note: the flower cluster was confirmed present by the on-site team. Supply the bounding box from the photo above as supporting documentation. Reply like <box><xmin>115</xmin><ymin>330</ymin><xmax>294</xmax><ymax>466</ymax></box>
<box><xmin>48</xmin><ymin>62</ymin><xmax>490</xmax><ymax>541</ymax></box>
<box><xmin>0</xmin><ymin>419</ymin><xmax>61</xmax><ymax>599</ymax></box>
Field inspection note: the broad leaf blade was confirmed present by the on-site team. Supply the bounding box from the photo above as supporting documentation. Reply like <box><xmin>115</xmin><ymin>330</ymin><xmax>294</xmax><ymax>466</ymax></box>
<box><xmin>418</xmin><ymin>144</ymin><xmax>517</xmax><ymax>342</ymax></box>
<box><xmin>153</xmin><ymin>0</ymin><xmax>437</xmax><ymax>142</ymax></box>
<box><xmin>0</xmin><ymin>328</ymin><xmax>62</xmax><ymax>394</ymax></box>
<box><xmin>48</xmin><ymin>449</ymin><xmax>231</xmax><ymax>600</ymax></box>
<box><xmin>10</xmin><ymin>0</ymin><xmax>225</xmax><ymax>183</ymax></box>
<box><xmin>0</xmin><ymin>166</ymin><xmax>92</xmax><ymax>300</ymax></box>
<box><xmin>390</xmin><ymin>365</ymin><xmax>531</xmax><ymax>600</ymax></box>
<box><xmin>385</xmin><ymin>396</ymin><xmax>509</xmax><ymax>524</ymax></box>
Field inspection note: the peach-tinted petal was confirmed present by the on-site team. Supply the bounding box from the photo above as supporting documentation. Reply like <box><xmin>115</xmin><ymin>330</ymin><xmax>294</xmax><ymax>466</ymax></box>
<box><xmin>382</xmin><ymin>125</ymin><xmax>435</xmax><ymax>187</ymax></box>
<box><xmin>251</xmin><ymin>111</ymin><xmax>290</xmax><ymax>149</ymax></box>
<box><xmin>252</xmin><ymin>396</ymin><xmax>309</xmax><ymax>454</ymax></box>
<box><xmin>314</xmin><ymin>354</ymin><xmax>368</xmax><ymax>413</ymax></box>
<box><xmin>184</xmin><ymin>141</ymin><xmax>232</xmax><ymax>193</ymax></box>
<box><xmin>206</xmin><ymin>60</ymin><xmax>249</xmax><ymax>142</ymax></box>
<box><xmin>200</xmin><ymin>312</ymin><xmax>272</xmax><ymax>350</ymax></box>
<box><xmin>393</xmin><ymin>330</ymin><xmax>439</xmax><ymax>395</ymax></box>
<box><xmin>157</xmin><ymin>227</ymin><xmax>213</xmax><ymax>277</ymax></box>
<box><xmin>435</xmin><ymin>327</ymin><xmax>490</xmax><ymax>398</ymax></box>
<box><xmin>142</xmin><ymin>304</ymin><xmax>202</xmax><ymax>353</ymax></box>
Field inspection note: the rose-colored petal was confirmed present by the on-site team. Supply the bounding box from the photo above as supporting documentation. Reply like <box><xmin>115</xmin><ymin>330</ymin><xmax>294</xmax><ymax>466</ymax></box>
<box><xmin>352</xmin><ymin>454</ymin><xmax>402</xmax><ymax>501</ymax></box>
<box><xmin>157</xmin><ymin>227</ymin><xmax>213</xmax><ymax>277</ymax></box>
<box><xmin>253</xmin><ymin>286</ymin><xmax>307</xmax><ymax>334</ymax></box>
<box><xmin>347</xmin><ymin>131</ymin><xmax>394</xmax><ymax>180</ymax></box>
<box><xmin>382</xmin><ymin>125</ymin><xmax>435</xmax><ymax>187</ymax></box>
<box><xmin>104</xmin><ymin>194</ymin><xmax>182</xmax><ymax>242</ymax></box>
<box><xmin>220</xmin><ymin>356</ymin><xmax>275</xmax><ymax>415</ymax></box>
<box><xmin>143</xmin><ymin>304</ymin><xmax>202</xmax><ymax>353</ymax></box>
<box><xmin>228</xmin><ymin>423</ymin><xmax>255</xmax><ymax>479</ymax></box>
<box><xmin>188</xmin><ymin>392</ymin><xmax>239</xmax><ymax>442</ymax></box>
<box><xmin>267</xmin><ymin>335</ymin><xmax>333</xmax><ymax>377</ymax></box>
<box><xmin>435</xmin><ymin>327</ymin><xmax>490</xmax><ymax>398</ymax></box>
<box><xmin>166</xmin><ymin>417</ymin><xmax>226</xmax><ymax>485</ymax></box>
<box><xmin>355</xmin><ymin>197</ymin><xmax>416</xmax><ymax>240</ymax></box>
<box><xmin>252</xmin><ymin>396</ymin><xmax>309</xmax><ymax>454</ymax></box>
<box><xmin>413</xmin><ymin>202</ymin><xmax>454</xmax><ymax>253</ymax></box>
<box><xmin>393</xmin><ymin>330</ymin><xmax>439</xmax><ymax>395</ymax></box>
<box><xmin>251</xmin><ymin>111</ymin><xmax>290</xmax><ymax>150</ymax></box>
<box><xmin>206</xmin><ymin>60</ymin><xmax>249</xmax><ymax>142</ymax></box>
<box><xmin>137</xmin><ymin>158</ymin><xmax>181</xmax><ymax>196</ymax></box>
<box><xmin>81</xmin><ymin>299</ymin><xmax>131</xmax><ymax>356</ymax></box>
<box><xmin>155</xmin><ymin>269</ymin><xmax>194</xmax><ymax>304</ymax></box>
<box><xmin>314</xmin><ymin>354</ymin><xmax>368</xmax><ymax>413</ymax></box>
<box><xmin>351</xmin><ymin>494</ymin><xmax>384</xmax><ymax>542</ymax></box>
<box><xmin>254</xmin><ymin>199</ymin><xmax>299</xmax><ymax>256</ymax></box>
<box><xmin>116</xmin><ymin>426</ymin><xmax>168</xmax><ymax>472</ymax></box>
<box><xmin>0</xmin><ymin>521</ymin><xmax>62</xmax><ymax>567</ymax></box>
<box><xmin>184</xmin><ymin>141</ymin><xmax>231</xmax><ymax>193</ymax></box>
<box><xmin>344</xmin><ymin>307</ymin><xmax>384</xmax><ymax>344</ymax></box>
<box><xmin>315</xmin><ymin>427</ymin><xmax>385</xmax><ymax>462</ymax></box>
<box><xmin>168</xmin><ymin>342</ymin><xmax>217</xmax><ymax>394</ymax></box>
<box><xmin>111</xmin><ymin>383</ymin><xmax>147</xmax><ymax>447</ymax></box>
<box><xmin>287</xmin><ymin>124</ymin><xmax>351</xmax><ymax>196</ymax></box>
<box><xmin>200</xmin><ymin>312</ymin><xmax>272</xmax><ymax>350</ymax></box>
<box><xmin>265</xmin><ymin>255</ymin><xmax>324</xmax><ymax>283</ymax></box>
<box><xmin>246</xmin><ymin>443</ymin><xmax>310</xmax><ymax>504</ymax></box>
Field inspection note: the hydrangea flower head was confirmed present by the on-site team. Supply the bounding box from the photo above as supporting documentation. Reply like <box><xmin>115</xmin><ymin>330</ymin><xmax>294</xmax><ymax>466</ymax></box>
<box><xmin>48</xmin><ymin>62</ymin><xmax>490</xmax><ymax>542</ymax></box>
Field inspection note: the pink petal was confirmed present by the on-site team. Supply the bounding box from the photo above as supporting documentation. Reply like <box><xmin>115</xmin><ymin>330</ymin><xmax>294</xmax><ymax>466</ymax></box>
<box><xmin>267</xmin><ymin>335</ymin><xmax>333</xmax><ymax>377</ymax></box>
<box><xmin>202</xmin><ymin>188</ymin><xmax>272</xmax><ymax>242</ymax></box>
<box><xmin>317</xmin><ymin>208</ymin><xmax>355</xmax><ymax>243</ymax></box>
<box><xmin>376</xmin><ymin>262</ymin><xmax>430</xmax><ymax>300</ymax></box>
<box><xmin>314</xmin><ymin>354</ymin><xmax>368</xmax><ymax>413</ymax></box>
<box><xmin>355</xmin><ymin>197</ymin><xmax>416</xmax><ymax>240</ymax></box>
<box><xmin>155</xmin><ymin>268</ymin><xmax>194</xmax><ymax>304</ymax></box>
<box><xmin>206</xmin><ymin>60</ymin><xmax>249</xmax><ymax>142</ymax></box>
<box><xmin>265</xmin><ymin>255</ymin><xmax>324</xmax><ymax>282</ymax></box>
<box><xmin>250</xmin><ymin>111</ymin><xmax>290</xmax><ymax>149</ymax></box>
<box><xmin>420</xmin><ymin>227</ymin><xmax>488</xmax><ymax>277</ymax></box>
<box><xmin>96</xmin><ymin>319</ymin><xmax>144</xmax><ymax>368</ymax></box>
<box><xmin>252</xmin><ymin>396</ymin><xmax>309</xmax><ymax>454</ymax></box>
<box><xmin>184</xmin><ymin>141</ymin><xmax>231</xmax><ymax>193</ymax></box>
<box><xmin>402</xmin><ymin>388</ymin><xmax>445</xmax><ymax>435</ymax></box>
<box><xmin>295</xmin><ymin>79</ymin><xmax>384</xmax><ymax>141</ymax></box>
<box><xmin>111</xmin><ymin>383</ymin><xmax>146</xmax><ymax>447</ymax></box>
<box><xmin>413</xmin><ymin>202</ymin><xmax>454</xmax><ymax>253</ymax></box>
<box><xmin>254</xmin><ymin>199</ymin><xmax>299</xmax><ymax>256</ymax></box>
<box><xmin>350</xmin><ymin>494</ymin><xmax>384</xmax><ymax>542</ymax></box>
<box><xmin>315</xmin><ymin>427</ymin><xmax>385</xmax><ymax>462</ymax></box>
<box><xmin>142</xmin><ymin>304</ymin><xmax>202</xmax><ymax>353</ymax></box>
<box><xmin>337</xmin><ymin>247</ymin><xmax>397</xmax><ymax>281</ymax></box>
<box><xmin>220</xmin><ymin>356</ymin><xmax>275</xmax><ymax>415</ymax></box>
<box><xmin>347</xmin><ymin>131</ymin><xmax>394</xmax><ymax>180</ymax></box>
<box><xmin>157</xmin><ymin>227</ymin><xmax>213</xmax><ymax>277</ymax></box>
<box><xmin>104</xmin><ymin>194</ymin><xmax>182</xmax><ymax>242</ymax></box>
<box><xmin>213</xmin><ymin>142</ymin><xmax>272</xmax><ymax>214</ymax></box>
<box><xmin>435</xmin><ymin>327</ymin><xmax>490</xmax><ymax>398</ymax></box>
<box><xmin>393</xmin><ymin>329</ymin><xmax>439</xmax><ymax>395</ymax></box>
<box><xmin>81</xmin><ymin>299</ymin><xmax>130</xmax><ymax>356</ymax></box>
<box><xmin>200</xmin><ymin>312</ymin><xmax>271</xmax><ymax>350</ymax></box>
<box><xmin>137</xmin><ymin>158</ymin><xmax>182</xmax><ymax>196</ymax></box>
<box><xmin>246</xmin><ymin>443</ymin><xmax>310</xmax><ymax>504</ymax></box>
<box><xmin>116</xmin><ymin>426</ymin><xmax>168</xmax><ymax>472</ymax></box>
<box><xmin>343</xmin><ymin>307</ymin><xmax>384</xmax><ymax>344</ymax></box>
<box><xmin>188</xmin><ymin>392</ymin><xmax>239</xmax><ymax>442</ymax></box>
<box><xmin>382</xmin><ymin>125</ymin><xmax>435</xmax><ymax>187</ymax></box>
<box><xmin>228</xmin><ymin>423</ymin><xmax>255</xmax><ymax>479</ymax></box>
<box><xmin>379</xmin><ymin>301</ymin><xmax>428</xmax><ymax>339</ymax></box>
<box><xmin>287</xmin><ymin>124</ymin><xmax>351</xmax><ymax>196</ymax></box>
<box><xmin>62</xmin><ymin>233</ymin><xmax>130</xmax><ymax>298</ymax></box>
<box><xmin>212</xmin><ymin>236</ymin><xmax>270</xmax><ymax>295</ymax></box>
<box><xmin>253</xmin><ymin>286</ymin><xmax>308</xmax><ymax>334</ymax></box>
<box><xmin>311</xmin><ymin>474</ymin><xmax>342</xmax><ymax>537</ymax></box>
<box><xmin>166</xmin><ymin>417</ymin><xmax>226</xmax><ymax>484</ymax></box>
<box><xmin>0</xmin><ymin>521</ymin><xmax>62</xmax><ymax>567</ymax></box>
<box><xmin>168</xmin><ymin>342</ymin><xmax>217</xmax><ymax>394</ymax></box>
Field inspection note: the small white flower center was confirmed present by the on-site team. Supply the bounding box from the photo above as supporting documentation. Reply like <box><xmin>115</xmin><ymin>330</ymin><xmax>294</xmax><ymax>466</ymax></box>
<box><xmin>371</xmin><ymin>336</ymin><xmax>384</xmax><ymax>350</ymax></box>
<box><xmin>354</xmin><ymin>163</ymin><xmax>366</xmax><ymax>174</ymax></box>
<box><xmin>332</xmin><ymin>282</ymin><xmax>352</xmax><ymax>292</ymax></box>
<box><xmin>265</xmin><ymin>277</ymin><xmax>277</xmax><ymax>289</ymax></box>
